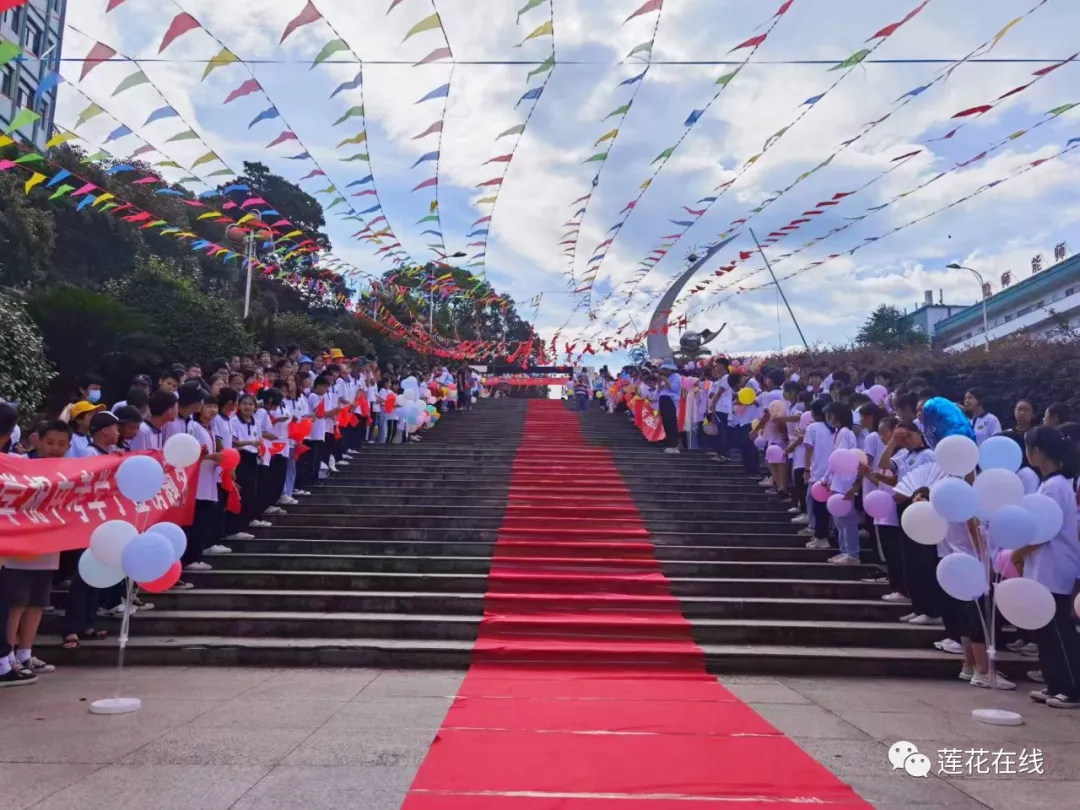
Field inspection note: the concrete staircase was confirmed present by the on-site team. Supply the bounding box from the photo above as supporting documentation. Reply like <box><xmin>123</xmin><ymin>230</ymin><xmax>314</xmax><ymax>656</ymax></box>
<box><xmin>42</xmin><ymin>398</ymin><xmax>1027</xmax><ymax>677</ymax></box>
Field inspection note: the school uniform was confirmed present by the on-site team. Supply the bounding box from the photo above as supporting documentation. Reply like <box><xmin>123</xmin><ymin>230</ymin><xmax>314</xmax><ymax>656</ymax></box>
<box><xmin>729</xmin><ymin>379</ymin><xmax>762</xmax><ymax>474</ymax></box>
<box><xmin>657</xmin><ymin>375</ymin><xmax>682</xmax><ymax>450</ymax></box>
<box><xmin>896</xmin><ymin>447</ymin><xmax>944</xmax><ymax>622</ymax></box>
<box><xmin>970</xmin><ymin>412</ymin><xmax>1003</xmax><ymax>446</ymax></box>
<box><xmin>304</xmin><ymin>391</ymin><xmax>334</xmax><ymax>477</ymax></box>
<box><xmin>257</xmin><ymin>407</ymin><xmax>289</xmax><ymax>513</ymax></box>
<box><xmin>1027</xmin><ymin>473</ymin><xmax>1080</xmax><ymax>700</ymax></box>
<box><xmin>64</xmin><ymin>433</ymin><xmax>93</xmax><ymax>459</ymax></box>
<box><xmin>804</xmin><ymin>422</ymin><xmax>834</xmax><ymax>541</ymax></box>
<box><xmin>827</xmin><ymin>426</ymin><xmax>860</xmax><ymax>558</ymax></box>
<box><xmin>183</xmin><ymin>419</ymin><xmax>221</xmax><ymax>566</ymax></box>
<box><xmin>128</xmin><ymin>420</ymin><xmax>166</xmax><ymax>452</ymax></box>
<box><xmin>228</xmin><ymin>415</ymin><xmax>262</xmax><ymax>532</ymax></box>
<box><xmin>282</xmin><ymin>395</ymin><xmax>308</xmax><ymax>496</ymax></box>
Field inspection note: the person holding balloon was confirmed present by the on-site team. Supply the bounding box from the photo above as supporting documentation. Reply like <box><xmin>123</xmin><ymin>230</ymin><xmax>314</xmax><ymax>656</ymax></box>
<box><xmin>1015</xmin><ymin>426</ymin><xmax>1080</xmax><ymax>708</ymax></box>
<box><xmin>823</xmin><ymin>402</ymin><xmax>861</xmax><ymax>565</ymax></box>
<box><xmin>183</xmin><ymin>392</ymin><xmax>225</xmax><ymax>569</ymax></box>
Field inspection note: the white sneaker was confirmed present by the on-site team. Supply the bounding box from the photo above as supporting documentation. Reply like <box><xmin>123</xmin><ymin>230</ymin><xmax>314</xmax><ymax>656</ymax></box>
<box><xmin>664</xmin><ymin>447</ymin><xmax>680</xmax><ymax>454</ymax></box>
<box><xmin>909</xmin><ymin>614</ymin><xmax>943</xmax><ymax>626</ymax></box>
<box><xmin>959</xmin><ymin>669</ymin><xmax>974</xmax><ymax>682</ymax></box>
<box><xmin>829</xmin><ymin>554</ymin><xmax>860</xmax><ymax>565</ymax></box>
<box><xmin>278</xmin><ymin>496</ymin><xmax>298</xmax><ymax>506</ymax></box>
<box><xmin>787</xmin><ymin>507</ymin><xmax>801</xmax><ymax>514</ymax></box>
<box><xmin>758</xmin><ymin>477</ymin><xmax>772</xmax><ymax>487</ymax></box>
<box><xmin>971</xmin><ymin>672</ymin><xmax>1016</xmax><ymax>690</ymax></box>
<box><xmin>882</xmin><ymin>592</ymin><xmax>911</xmax><ymax>604</ymax></box>
<box><xmin>797</xmin><ymin>526</ymin><xmax>815</xmax><ymax>536</ymax></box>
<box><xmin>935</xmin><ymin>639</ymin><xmax>964</xmax><ymax>655</ymax></box>
<box><xmin>106</xmin><ymin>603</ymin><xmax>137</xmax><ymax>617</ymax></box>
<box><xmin>264</xmin><ymin>506</ymin><xmax>285</xmax><ymax>515</ymax></box>
<box><xmin>899</xmin><ymin>613</ymin><xmax>917</xmax><ymax>623</ymax></box>
<box><xmin>791</xmin><ymin>513</ymin><xmax>809</xmax><ymax>524</ymax></box>
<box><xmin>293</xmin><ymin>490</ymin><xmax>311</xmax><ymax>497</ymax></box>
<box><xmin>205</xmin><ymin>545</ymin><xmax>233</xmax><ymax>555</ymax></box>
<box><xmin>185</xmin><ymin>561</ymin><xmax>212</xmax><ymax>571</ymax></box>
<box><xmin>225</xmin><ymin>532</ymin><xmax>255</xmax><ymax>541</ymax></box>
<box><xmin>805</xmin><ymin>538</ymin><xmax>831</xmax><ymax>549</ymax></box>
<box><xmin>335</xmin><ymin>460</ymin><xmax>350</xmax><ymax>467</ymax></box>
<box><xmin>249</xmin><ymin>520</ymin><xmax>272</xmax><ymax>528</ymax></box>
<box><xmin>1018</xmin><ymin>642</ymin><xmax>1039</xmax><ymax>657</ymax></box>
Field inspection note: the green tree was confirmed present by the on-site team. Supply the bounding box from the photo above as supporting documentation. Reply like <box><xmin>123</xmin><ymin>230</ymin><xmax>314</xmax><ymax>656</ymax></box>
<box><xmin>0</xmin><ymin>172</ymin><xmax>56</xmax><ymax>288</ymax></box>
<box><xmin>109</xmin><ymin>257</ymin><xmax>255</xmax><ymax>363</ymax></box>
<box><xmin>0</xmin><ymin>292</ymin><xmax>55</xmax><ymax>412</ymax></box>
<box><xmin>25</xmin><ymin>286</ymin><xmax>163</xmax><ymax>405</ymax></box>
<box><xmin>855</xmin><ymin>304</ymin><xmax>929</xmax><ymax>351</ymax></box>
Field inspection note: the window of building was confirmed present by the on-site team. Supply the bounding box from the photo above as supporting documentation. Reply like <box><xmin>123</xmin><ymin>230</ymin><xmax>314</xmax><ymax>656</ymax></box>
<box><xmin>38</xmin><ymin>97</ymin><xmax>50</xmax><ymax>126</ymax></box>
<box><xmin>25</xmin><ymin>19</ymin><xmax>44</xmax><ymax>55</ymax></box>
<box><xmin>1066</xmin><ymin>286</ymin><xmax>1078</xmax><ymax>297</ymax></box>
<box><xmin>0</xmin><ymin>63</ymin><xmax>13</xmax><ymax>98</ymax></box>
<box><xmin>5</xmin><ymin>7</ymin><xmax>22</xmax><ymax>34</ymax></box>
<box><xmin>1017</xmin><ymin>305</ymin><xmax>1033</xmax><ymax>317</ymax></box>
<box><xmin>1035</xmin><ymin>299</ymin><xmax>1045</xmax><ymax>309</ymax></box>
<box><xmin>1003</xmin><ymin>312</ymin><xmax>1014</xmax><ymax>322</ymax></box>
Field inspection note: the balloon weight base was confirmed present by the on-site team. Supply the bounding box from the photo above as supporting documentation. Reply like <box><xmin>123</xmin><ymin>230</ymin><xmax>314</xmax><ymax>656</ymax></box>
<box><xmin>90</xmin><ymin>697</ymin><xmax>142</xmax><ymax>715</ymax></box>
<box><xmin>973</xmin><ymin>708</ymin><xmax>1023</xmax><ymax>726</ymax></box>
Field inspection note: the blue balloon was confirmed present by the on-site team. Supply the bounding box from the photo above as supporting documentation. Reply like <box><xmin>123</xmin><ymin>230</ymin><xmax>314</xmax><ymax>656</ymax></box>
<box><xmin>929</xmin><ymin>477</ymin><xmax>979</xmax><ymax>522</ymax></box>
<box><xmin>78</xmin><ymin>548</ymin><xmax>126</xmax><ymax>589</ymax></box>
<box><xmin>979</xmin><ymin>435</ymin><xmax>1023</xmax><ymax>473</ymax></box>
<box><xmin>115</xmin><ymin>455</ymin><xmax>165</xmax><ymax>503</ymax></box>
<box><xmin>936</xmin><ymin>552</ymin><xmax>988</xmax><ymax>601</ymax></box>
<box><xmin>989</xmin><ymin>504</ymin><xmax>1037</xmax><ymax>550</ymax></box>
<box><xmin>151</xmin><ymin>521</ymin><xmax>187</xmax><ymax>562</ymax></box>
<box><xmin>120</xmin><ymin>531</ymin><xmax>174</xmax><ymax>582</ymax></box>
<box><xmin>921</xmin><ymin>397</ymin><xmax>976</xmax><ymax>449</ymax></box>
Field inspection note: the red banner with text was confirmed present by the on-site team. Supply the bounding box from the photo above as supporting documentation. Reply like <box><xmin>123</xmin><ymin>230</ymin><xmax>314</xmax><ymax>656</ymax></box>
<box><xmin>483</xmin><ymin>376</ymin><xmax>570</xmax><ymax>387</ymax></box>
<box><xmin>0</xmin><ymin>452</ymin><xmax>198</xmax><ymax>557</ymax></box>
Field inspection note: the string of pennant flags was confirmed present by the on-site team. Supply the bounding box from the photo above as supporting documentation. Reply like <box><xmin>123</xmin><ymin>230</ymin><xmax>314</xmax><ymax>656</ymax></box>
<box><xmin>462</xmin><ymin>0</ymin><xmax>557</xmax><ymax>273</ymax></box>
<box><xmin>4</xmin><ymin>0</ymin><xmax>1079</xmax><ymax>359</ymax></box>
<box><xmin>560</xmin><ymin>0</ymin><xmax>666</xmax><ymax>288</ymax></box>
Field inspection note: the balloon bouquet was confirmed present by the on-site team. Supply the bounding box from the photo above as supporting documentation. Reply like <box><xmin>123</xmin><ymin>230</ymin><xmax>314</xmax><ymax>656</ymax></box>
<box><xmin>892</xmin><ymin>399</ymin><xmax>1064</xmax><ymax>724</ymax></box>
<box><xmin>80</xmin><ymin>433</ymin><xmax>203</xmax><ymax>714</ymax></box>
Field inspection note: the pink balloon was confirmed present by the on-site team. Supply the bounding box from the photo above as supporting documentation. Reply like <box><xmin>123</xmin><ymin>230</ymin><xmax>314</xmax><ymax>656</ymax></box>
<box><xmin>864</xmin><ymin>489</ymin><xmax>895</xmax><ymax>520</ymax></box>
<box><xmin>829</xmin><ymin>449</ymin><xmax>860</xmax><ymax>477</ymax></box>
<box><xmin>754</xmin><ymin>436</ymin><xmax>768</xmax><ymax>450</ymax></box>
<box><xmin>867</xmin><ymin>385</ymin><xmax>888</xmax><ymax>405</ymax></box>
<box><xmin>994</xmin><ymin>549</ymin><xmax>1019</xmax><ymax>579</ymax></box>
<box><xmin>811</xmin><ymin>482</ymin><xmax>830</xmax><ymax>503</ymax></box>
<box><xmin>765</xmin><ymin>444</ymin><xmax>785</xmax><ymax>464</ymax></box>
<box><xmin>827</xmin><ymin>493</ymin><xmax>853</xmax><ymax>517</ymax></box>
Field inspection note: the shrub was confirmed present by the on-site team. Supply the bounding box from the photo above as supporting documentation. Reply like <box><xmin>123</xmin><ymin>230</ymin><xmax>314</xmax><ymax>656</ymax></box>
<box><xmin>0</xmin><ymin>291</ymin><xmax>55</xmax><ymax>413</ymax></box>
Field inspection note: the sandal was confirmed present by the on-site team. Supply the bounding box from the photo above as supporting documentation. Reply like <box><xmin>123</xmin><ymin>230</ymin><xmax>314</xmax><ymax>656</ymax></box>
<box><xmin>79</xmin><ymin>629</ymin><xmax>108</xmax><ymax>641</ymax></box>
<box><xmin>63</xmin><ymin>635</ymin><xmax>80</xmax><ymax>649</ymax></box>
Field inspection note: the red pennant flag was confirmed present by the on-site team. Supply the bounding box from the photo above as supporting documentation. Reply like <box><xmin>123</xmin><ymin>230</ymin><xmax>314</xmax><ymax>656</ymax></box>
<box><xmin>159</xmin><ymin>13</ymin><xmax>201</xmax><ymax>53</ymax></box>
<box><xmin>106</xmin><ymin>0</ymin><xmax>129</xmax><ymax>10</ymax></box>
<box><xmin>739</xmin><ymin>251</ymin><xmax>754</xmax><ymax>260</ymax></box>
<box><xmin>624</xmin><ymin>0</ymin><xmax>662</xmax><ymax>24</ymax></box>
<box><xmin>415</xmin><ymin>47</ymin><xmax>451</xmax><ymax>66</ymax></box>
<box><xmin>868</xmin><ymin>1</ymin><xmax>930</xmax><ymax>41</ymax></box>
<box><xmin>288</xmin><ymin>420</ymin><xmax>313</xmax><ymax>443</ymax></box>
<box><xmin>890</xmin><ymin>150</ymin><xmax>921</xmax><ymax>162</ymax></box>
<box><xmin>412</xmin><ymin>177</ymin><xmax>438</xmax><ymax>191</ymax></box>
<box><xmin>81</xmin><ymin>42</ymin><xmax>117</xmax><ymax>81</ymax></box>
<box><xmin>951</xmin><ymin>105</ymin><xmax>993</xmax><ymax>119</ymax></box>
<box><xmin>413</xmin><ymin>121</ymin><xmax>444</xmax><ymax>139</ymax></box>
<box><xmin>484</xmin><ymin>154</ymin><xmax>514</xmax><ymax>164</ymax></box>
<box><xmin>224</xmin><ymin>79</ymin><xmax>262</xmax><ymax>105</ymax></box>
<box><xmin>281</xmin><ymin>1</ymin><xmax>323</xmax><ymax>44</ymax></box>
<box><xmin>477</xmin><ymin>177</ymin><xmax>503</xmax><ymax>187</ymax></box>
<box><xmin>995</xmin><ymin>84</ymin><xmax>1031</xmax><ymax>101</ymax></box>
<box><xmin>774</xmin><ymin>0</ymin><xmax>795</xmax><ymax>16</ymax></box>
<box><xmin>802</xmin><ymin>210</ymin><xmax>824</xmax><ymax>215</ymax></box>
<box><xmin>266</xmin><ymin>131</ymin><xmax>298</xmax><ymax>148</ymax></box>
<box><xmin>730</xmin><ymin>34</ymin><xmax>767</xmax><ymax>52</ymax></box>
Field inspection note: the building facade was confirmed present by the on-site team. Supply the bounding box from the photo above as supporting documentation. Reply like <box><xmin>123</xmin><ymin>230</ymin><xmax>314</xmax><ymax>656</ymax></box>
<box><xmin>1</xmin><ymin>0</ymin><xmax>65</xmax><ymax>151</ymax></box>
<box><xmin>925</xmin><ymin>251</ymin><xmax>1080</xmax><ymax>351</ymax></box>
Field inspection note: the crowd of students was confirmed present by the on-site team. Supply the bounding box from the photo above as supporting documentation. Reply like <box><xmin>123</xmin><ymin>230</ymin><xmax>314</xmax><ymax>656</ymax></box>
<box><xmin>602</xmin><ymin>356</ymin><xmax>1080</xmax><ymax>708</ymax></box>
<box><xmin>0</xmin><ymin>348</ymin><xmax>481</xmax><ymax>688</ymax></box>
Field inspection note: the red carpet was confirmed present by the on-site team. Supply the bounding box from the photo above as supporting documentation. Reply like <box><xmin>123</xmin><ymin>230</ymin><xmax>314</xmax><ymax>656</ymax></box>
<box><xmin>403</xmin><ymin>401</ymin><xmax>871</xmax><ymax>809</ymax></box>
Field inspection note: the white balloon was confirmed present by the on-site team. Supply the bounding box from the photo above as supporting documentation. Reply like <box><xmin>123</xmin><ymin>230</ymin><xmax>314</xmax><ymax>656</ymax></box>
<box><xmin>89</xmin><ymin>520</ymin><xmax>138</xmax><ymax>568</ymax></box>
<box><xmin>1020</xmin><ymin>493</ymin><xmax>1065</xmax><ymax>545</ymax></box>
<box><xmin>936</xmin><ymin>553</ymin><xmax>989</xmax><ymax>601</ymax></box>
<box><xmin>935</xmin><ymin>435</ymin><xmax>980</xmax><ymax>477</ymax></box>
<box><xmin>973</xmin><ymin>468</ymin><xmax>1025</xmax><ymax>518</ymax></box>
<box><xmin>1017</xmin><ymin>467</ymin><xmax>1041</xmax><ymax>494</ymax></box>
<box><xmin>402</xmin><ymin>389</ymin><xmax>418</xmax><ymax>402</ymax></box>
<box><xmin>163</xmin><ymin>432</ymin><xmax>202</xmax><ymax>469</ymax></box>
<box><xmin>901</xmin><ymin>501</ymin><xmax>948</xmax><ymax>546</ymax></box>
<box><xmin>995</xmin><ymin>576</ymin><xmax>1057</xmax><ymax>630</ymax></box>
<box><xmin>78</xmin><ymin>548</ymin><xmax>126</xmax><ymax>589</ymax></box>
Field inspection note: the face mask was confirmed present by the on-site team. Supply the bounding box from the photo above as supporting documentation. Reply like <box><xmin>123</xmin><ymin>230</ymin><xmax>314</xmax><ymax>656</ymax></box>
<box><xmin>88</xmin><ymin>390</ymin><xmax>102</xmax><ymax>404</ymax></box>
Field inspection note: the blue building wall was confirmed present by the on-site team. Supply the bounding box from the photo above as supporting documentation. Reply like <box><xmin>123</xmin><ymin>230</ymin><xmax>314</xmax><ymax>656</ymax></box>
<box><xmin>1</xmin><ymin>0</ymin><xmax>66</xmax><ymax>150</ymax></box>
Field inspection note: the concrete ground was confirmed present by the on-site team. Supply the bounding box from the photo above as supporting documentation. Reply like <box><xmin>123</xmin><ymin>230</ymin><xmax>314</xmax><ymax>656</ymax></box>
<box><xmin>0</xmin><ymin>667</ymin><xmax>1076</xmax><ymax>809</ymax></box>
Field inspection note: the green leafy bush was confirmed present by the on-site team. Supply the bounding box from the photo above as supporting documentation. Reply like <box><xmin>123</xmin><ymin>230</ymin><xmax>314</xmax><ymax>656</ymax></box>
<box><xmin>0</xmin><ymin>292</ymin><xmax>55</xmax><ymax>412</ymax></box>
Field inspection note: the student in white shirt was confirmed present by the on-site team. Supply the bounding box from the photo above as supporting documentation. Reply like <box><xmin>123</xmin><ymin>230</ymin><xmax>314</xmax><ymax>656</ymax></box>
<box><xmin>128</xmin><ymin>391</ymin><xmax>179</xmax><ymax>451</ymax></box>
<box><xmin>280</xmin><ymin>375</ymin><xmax>310</xmax><ymax>500</ymax></box>
<box><xmin>184</xmin><ymin>392</ymin><xmax>225</xmax><ymax>568</ymax></box>
<box><xmin>227</xmin><ymin>394</ymin><xmax>266</xmax><ymax>537</ymax></box>
<box><xmin>707</xmin><ymin>365</ymin><xmax>733</xmax><ymax>462</ymax></box>
<box><xmin>305</xmin><ymin>375</ymin><xmax>339</xmax><ymax>476</ymax></box>
<box><xmin>1016</xmin><ymin>427</ymin><xmax>1080</xmax><ymax>708</ymax></box>
<box><xmin>256</xmin><ymin>388</ymin><xmax>291</xmax><ymax>517</ymax></box>
<box><xmin>963</xmin><ymin>388</ymin><xmax>1002</xmax><ymax>446</ymax></box>
<box><xmin>63</xmin><ymin>400</ymin><xmax>105</xmax><ymax>458</ymax></box>
<box><xmin>802</xmin><ymin>399</ymin><xmax>834</xmax><ymax>550</ymax></box>
<box><xmin>824</xmin><ymin>402</ymin><xmax>860</xmax><ymax>565</ymax></box>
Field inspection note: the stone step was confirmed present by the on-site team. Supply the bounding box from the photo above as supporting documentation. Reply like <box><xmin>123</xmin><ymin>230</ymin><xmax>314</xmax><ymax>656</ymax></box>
<box><xmin>215</xmin><ymin>537</ymin><xmax>840</xmax><ymax>562</ymax></box>
<box><xmin>234</xmin><ymin>531</ymin><xmax>822</xmax><ymax>549</ymax></box>
<box><xmin>33</xmin><ymin>634</ymin><xmax>1025</xmax><ymax>679</ymax></box>
<box><xmin>43</xmin><ymin>609</ymin><xmax>946</xmax><ymax>649</ymax></box>
<box><xmin>73</xmin><ymin>588</ymin><xmax>911</xmax><ymax>623</ymax></box>
<box><xmin>141</xmin><ymin>569</ymin><xmax>889</xmax><ymax>600</ymax></box>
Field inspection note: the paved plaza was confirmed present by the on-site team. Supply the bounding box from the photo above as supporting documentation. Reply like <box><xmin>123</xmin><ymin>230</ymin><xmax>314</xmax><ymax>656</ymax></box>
<box><xmin>1</xmin><ymin>667</ymin><xmax>1076</xmax><ymax>809</ymax></box>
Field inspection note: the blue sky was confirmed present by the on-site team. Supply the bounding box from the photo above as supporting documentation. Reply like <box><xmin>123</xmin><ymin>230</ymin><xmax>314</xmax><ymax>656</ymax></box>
<box><xmin>57</xmin><ymin>0</ymin><xmax>1080</xmax><ymax>366</ymax></box>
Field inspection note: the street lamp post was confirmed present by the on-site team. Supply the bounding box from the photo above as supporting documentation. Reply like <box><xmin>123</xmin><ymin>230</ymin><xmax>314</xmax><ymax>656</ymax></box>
<box><xmin>946</xmin><ymin>262</ymin><xmax>990</xmax><ymax>352</ymax></box>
